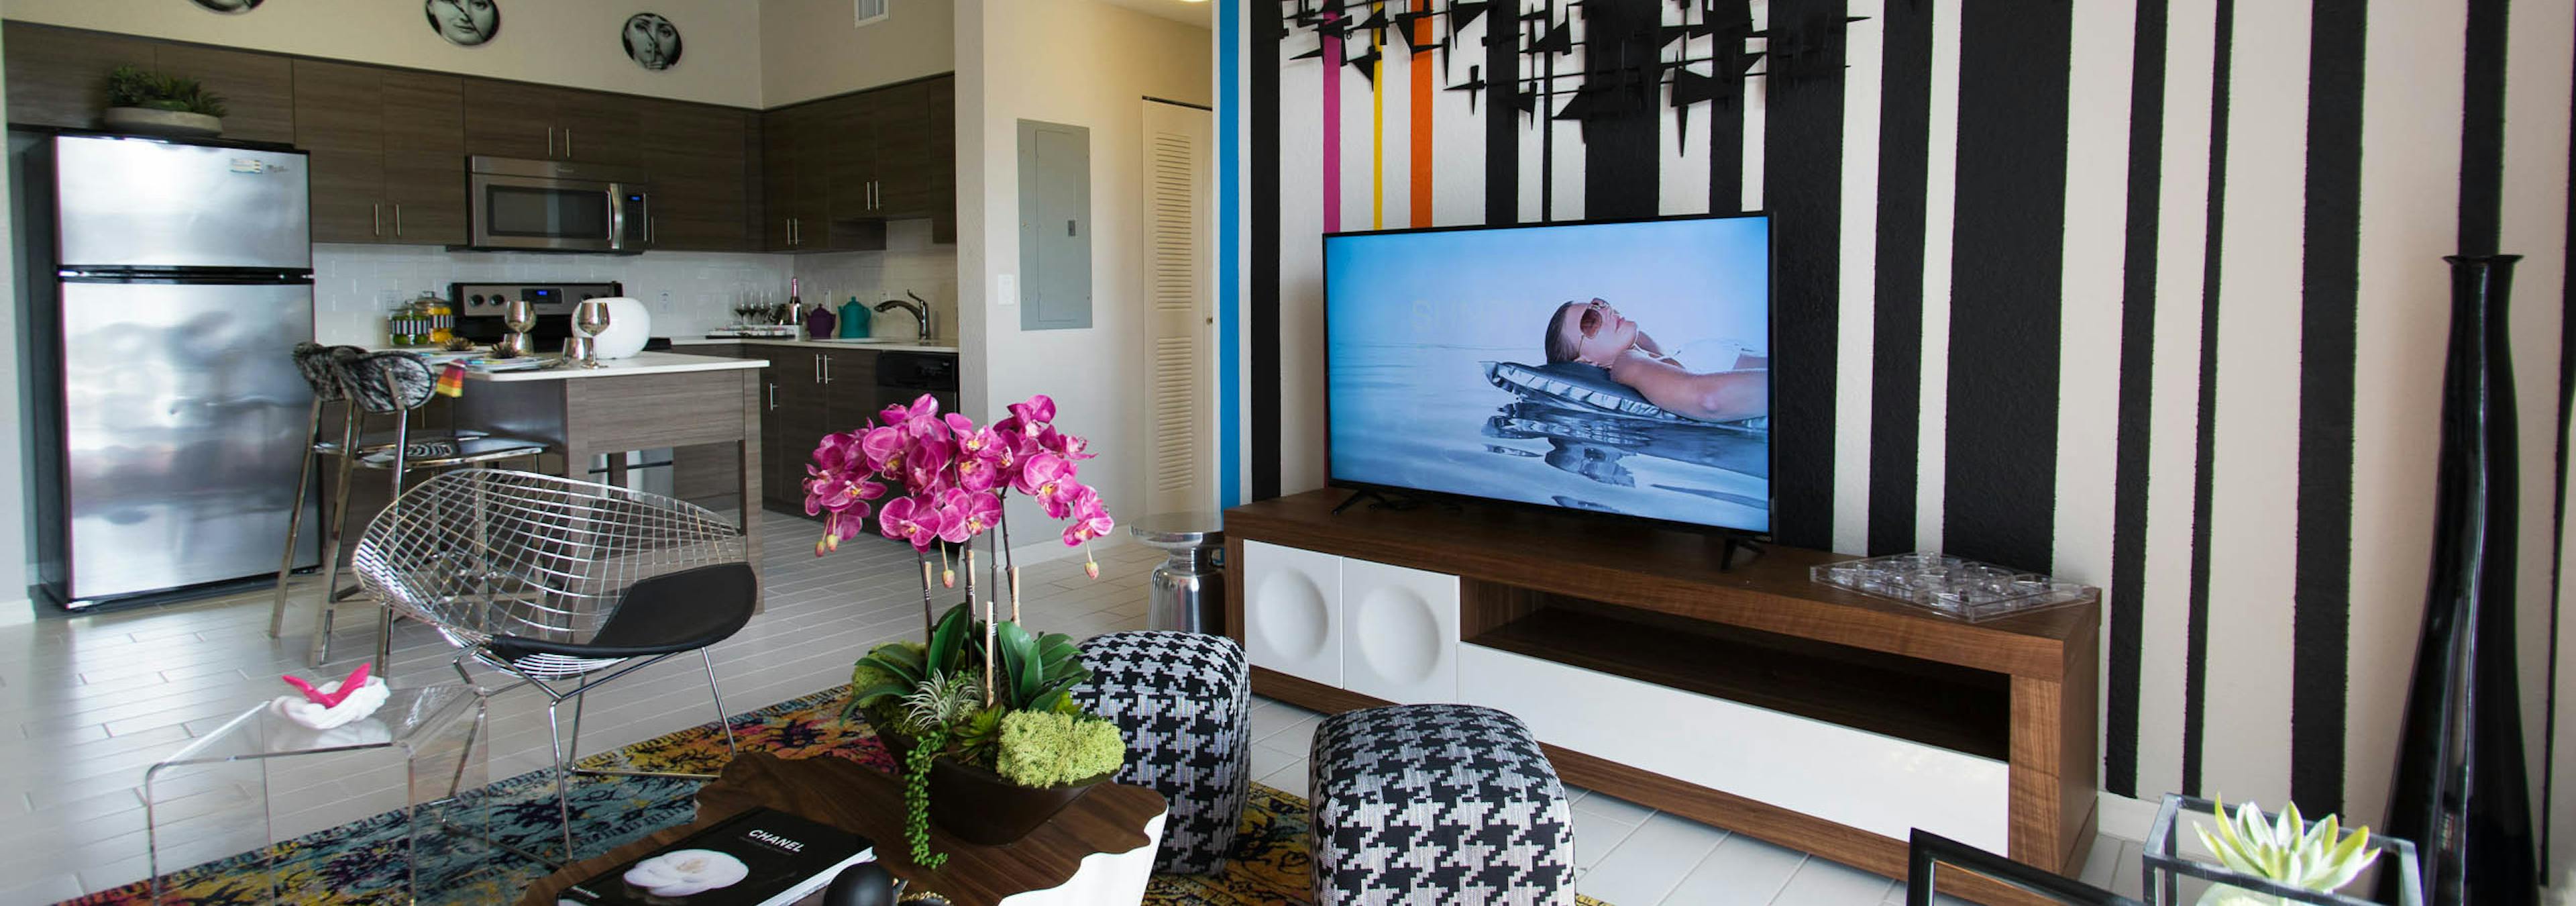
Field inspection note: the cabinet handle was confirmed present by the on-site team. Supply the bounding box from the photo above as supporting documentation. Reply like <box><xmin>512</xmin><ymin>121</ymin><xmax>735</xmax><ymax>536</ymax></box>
<box><xmin>821</xmin><ymin>355</ymin><xmax>833</xmax><ymax>385</ymax></box>
<box><xmin>871</xmin><ymin>181</ymin><xmax>881</xmax><ymax>210</ymax></box>
<box><xmin>767</xmin><ymin>383</ymin><xmax>777</xmax><ymax>411</ymax></box>
<box><xmin>393</xmin><ymin>203</ymin><xmax>403</xmax><ymax>237</ymax></box>
<box><xmin>547</xmin><ymin>127</ymin><xmax>556</xmax><ymax>158</ymax></box>
<box><xmin>372</xmin><ymin>203</ymin><xmax>381</xmax><ymax>237</ymax></box>
<box><xmin>648</xmin><ymin>215</ymin><xmax>656</xmax><ymax>244</ymax></box>
<box><xmin>565</xmin><ymin>128</ymin><xmax>574</xmax><ymax>159</ymax></box>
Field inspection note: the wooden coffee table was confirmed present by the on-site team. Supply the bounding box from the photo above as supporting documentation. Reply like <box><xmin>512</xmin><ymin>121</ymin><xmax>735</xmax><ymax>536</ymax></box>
<box><xmin>515</xmin><ymin>752</ymin><xmax>1168</xmax><ymax>906</ymax></box>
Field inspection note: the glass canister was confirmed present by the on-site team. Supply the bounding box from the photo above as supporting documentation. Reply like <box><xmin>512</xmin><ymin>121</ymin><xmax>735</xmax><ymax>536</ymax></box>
<box><xmin>411</xmin><ymin>291</ymin><xmax>455</xmax><ymax>345</ymax></box>
<box><xmin>387</xmin><ymin>305</ymin><xmax>425</xmax><ymax>346</ymax></box>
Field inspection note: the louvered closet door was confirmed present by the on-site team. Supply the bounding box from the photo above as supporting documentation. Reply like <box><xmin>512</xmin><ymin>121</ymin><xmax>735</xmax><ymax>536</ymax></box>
<box><xmin>1140</xmin><ymin>100</ymin><xmax>1216</xmax><ymax>513</ymax></box>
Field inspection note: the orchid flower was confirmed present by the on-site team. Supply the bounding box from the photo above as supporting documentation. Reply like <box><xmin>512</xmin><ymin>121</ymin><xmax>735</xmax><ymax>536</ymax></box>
<box><xmin>1006</xmin><ymin>395</ymin><xmax>1056</xmax><ymax>434</ymax></box>
<box><xmin>1014</xmin><ymin>452</ymin><xmax>1073</xmax><ymax>497</ymax></box>
<box><xmin>906</xmin><ymin>435</ymin><xmax>955</xmax><ymax>492</ymax></box>
<box><xmin>951</xmin><ymin>488</ymin><xmax>1003</xmax><ymax>538</ymax></box>
<box><xmin>953</xmin><ymin>449</ymin><xmax>1002</xmax><ymax>493</ymax></box>
<box><xmin>1060</xmin><ymin>486</ymin><xmax>1114</xmax><ymax>544</ymax></box>
<box><xmin>931</xmin><ymin>491</ymin><xmax>976</xmax><ymax>545</ymax></box>
<box><xmin>858</xmin><ymin>425</ymin><xmax>908</xmax><ymax>476</ymax></box>
<box><xmin>877</xmin><ymin>495</ymin><xmax>941</xmax><ymax>551</ymax></box>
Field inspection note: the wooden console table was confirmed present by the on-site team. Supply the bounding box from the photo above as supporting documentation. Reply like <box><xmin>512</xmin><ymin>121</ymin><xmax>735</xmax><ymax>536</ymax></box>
<box><xmin>1224</xmin><ymin>490</ymin><xmax>2098</xmax><ymax>902</ymax></box>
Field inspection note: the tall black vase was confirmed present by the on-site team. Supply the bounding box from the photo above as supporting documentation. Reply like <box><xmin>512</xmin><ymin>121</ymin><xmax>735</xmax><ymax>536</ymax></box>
<box><xmin>2381</xmin><ymin>254</ymin><xmax>2536</xmax><ymax>905</ymax></box>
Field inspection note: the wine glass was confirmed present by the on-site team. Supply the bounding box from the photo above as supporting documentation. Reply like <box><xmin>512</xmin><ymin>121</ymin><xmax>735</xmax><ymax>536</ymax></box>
<box><xmin>572</xmin><ymin>299</ymin><xmax>611</xmax><ymax>368</ymax></box>
<box><xmin>498</xmin><ymin>298</ymin><xmax>536</xmax><ymax>358</ymax></box>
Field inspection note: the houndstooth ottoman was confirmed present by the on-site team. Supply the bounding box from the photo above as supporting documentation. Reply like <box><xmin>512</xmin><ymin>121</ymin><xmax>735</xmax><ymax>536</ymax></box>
<box><xmin>1071</xmin><ymin>630</ymin><xmax>1254</xmax><ymax>874</ymax></box>
<box><xmin>1308</xmin><ymin>704</ymin><xmax>1576</xmax><ymax>905</ymax></box>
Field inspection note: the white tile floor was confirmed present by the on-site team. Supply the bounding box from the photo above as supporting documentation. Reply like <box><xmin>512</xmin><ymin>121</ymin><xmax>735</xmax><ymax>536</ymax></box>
<box><xmin>0</xmin><ymin>507</ymin><xmax>2141</xmax><ymax>905</ymax></box>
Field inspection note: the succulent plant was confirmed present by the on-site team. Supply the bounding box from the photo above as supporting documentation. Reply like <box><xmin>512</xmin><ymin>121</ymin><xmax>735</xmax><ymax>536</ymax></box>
<box><xmin>2194</xmin><ymin>797</ymin><xmax>2379</xmax><ymax>904</ymax></box>
<box><xmin>105</xmin><ymin>65</ymin><xmax>228</xmax><ymax>117</ymax></box>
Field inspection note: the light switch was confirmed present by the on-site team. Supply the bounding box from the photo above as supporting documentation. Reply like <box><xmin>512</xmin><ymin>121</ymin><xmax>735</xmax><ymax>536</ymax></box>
<box><xmin>996</xmin><ymin>273</ymin><xmax>1018</xmax><ymax>307</ymax></box>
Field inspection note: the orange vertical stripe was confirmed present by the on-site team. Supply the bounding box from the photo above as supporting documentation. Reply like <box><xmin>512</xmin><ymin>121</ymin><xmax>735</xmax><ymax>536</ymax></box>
<box><xmin>1409</xmin><ymin>0</ymin><xmax>1433</xmax><ymax>227</ymax></box>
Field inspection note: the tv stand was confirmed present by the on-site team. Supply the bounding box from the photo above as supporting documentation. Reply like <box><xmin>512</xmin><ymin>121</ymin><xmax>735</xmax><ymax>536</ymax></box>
<box><xmin>1224</xmin><ymin>490</ymin><xmax>2098</xmax><ymax>905</ymax></box>
<box><xmin>1719</xmin><ymin>535</ymin><xmax>1764</xmax><ymax>571</ymax></box>
<box><xmin>1328</xmin><ymin>487</ymin><xmax>1452</xmax><ymax>515</ymax></box>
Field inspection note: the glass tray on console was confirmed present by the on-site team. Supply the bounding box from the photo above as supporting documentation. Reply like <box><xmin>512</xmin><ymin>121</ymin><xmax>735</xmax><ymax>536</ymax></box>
<box><xmin>1809</xmin><ymin>552</ymin><xmax>2094</xmax><ymax>623</ymax></box>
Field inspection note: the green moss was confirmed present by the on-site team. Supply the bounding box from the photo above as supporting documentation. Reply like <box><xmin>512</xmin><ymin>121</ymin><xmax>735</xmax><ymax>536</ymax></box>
<box><xmin>994</xmin><ymin>711</ymin><xmax>1125</xmax><ymax>788</ymax></box>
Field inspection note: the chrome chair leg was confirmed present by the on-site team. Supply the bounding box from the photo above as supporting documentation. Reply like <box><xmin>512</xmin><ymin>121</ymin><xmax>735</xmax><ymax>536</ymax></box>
<box><xmin>270</xmin><ymin>396</ymin><xmax>324</xmax><ymax>639</ymax></box>
<box><xmin>309</xmin><ymin>404</ymin><xmax>364</xmax><ymax>665</ymax></box>
<box><xmin>369</xmin><ymin>395</ymin><xmax>413</xmax><ymax>677</ymax></box>
<box><xmin>704</xmin><ymin>649</ymin><xmax>739</xmax><ymax>758</ymax></box>
<box><xmin>544</xmin><ymin>695</ymin><xmax>576</xmax><ymax>861</ymax></box>
<box><xmin>565</xmin><ymin>676</ymin><xmax>591</xmax><ymax>766</ymax></box>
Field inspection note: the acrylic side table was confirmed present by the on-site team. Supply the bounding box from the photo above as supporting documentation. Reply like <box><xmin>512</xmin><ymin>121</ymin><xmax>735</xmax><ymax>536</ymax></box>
<box><xmin>143</xmin><ymin>683</ymin><xmax>493</xmax><ymax>905</ymax></box>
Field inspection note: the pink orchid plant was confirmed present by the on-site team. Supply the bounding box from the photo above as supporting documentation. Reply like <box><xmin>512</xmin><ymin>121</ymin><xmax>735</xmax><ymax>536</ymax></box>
<box><xmin>805</xmin><ymin>393</ymin><xmax>1115</xmax><ymax>620</ymax></box>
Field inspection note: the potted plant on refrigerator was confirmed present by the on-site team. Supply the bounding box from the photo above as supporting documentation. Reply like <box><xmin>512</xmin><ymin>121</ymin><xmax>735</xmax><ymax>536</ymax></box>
<box><xmin>103</xmin><ymin>65</ymin><xmax>228</xmax><ymax>137</ymax></box>
<box><xmin>810</xmin><ymin>393</ymin><xmax>1122</xmax><ymax>868</ymax></box>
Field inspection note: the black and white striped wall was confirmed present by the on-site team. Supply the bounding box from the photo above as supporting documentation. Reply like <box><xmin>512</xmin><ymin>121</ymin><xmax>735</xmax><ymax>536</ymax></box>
<box><xmin>1217</xmin><ymin>0</ymin><xmax>2576</xmax><ymax>867</ymax></box>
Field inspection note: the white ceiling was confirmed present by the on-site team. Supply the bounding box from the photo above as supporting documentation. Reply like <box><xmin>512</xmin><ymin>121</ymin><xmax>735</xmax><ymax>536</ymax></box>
<box><xmin>1093</xmin><ymin>0</ymin><xmax>1212</xmax><ymax>28</ymax></box>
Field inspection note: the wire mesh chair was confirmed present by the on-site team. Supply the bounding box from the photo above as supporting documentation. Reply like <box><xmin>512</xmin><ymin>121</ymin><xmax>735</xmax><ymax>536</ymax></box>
<box><xmin>350</xmin><ymin>468</ymin><xmax>758</xmax><ymax>861</ymax></box>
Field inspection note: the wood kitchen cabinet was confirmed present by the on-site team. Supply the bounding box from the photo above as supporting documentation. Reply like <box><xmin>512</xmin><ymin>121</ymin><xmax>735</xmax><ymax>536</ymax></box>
<box><xmin>294</xmin><ymin>60</ymin><xmax>466</xmax><ymax>245</ymax></box>
<box><xmin>464</xmin><ymin>79</ymin><xmax>642</xmax><ymax>167</ymax></box>
<box><xmin>4</xmin><ymin>21</ymin><xmax>945</xmax><ymax>254</ymax></box>
<box><xmin>760</xmin><ymin>74</ymin><xmax>954</xmax><ymax>253</ymax></box>
<box><xmin>640</xmin><ymin>99</ymin><xmax>755</xmax><ymax>252</ymax></box>
<box><xmin>871</xmin><ymin>77</ymin><xmax>953</xmax><ymax>224</ymax></box>
<box><xmin>4</xmin><ymin>22</ymin><xmax>294</xmax><ymax>144</ymax></box>
<box><xmin>770</xmin><ymin>350</ymin><xmax>880</xmax><ymax>507</ymax></box>
<box><xmin>760</xmin><ymin>102</ymin><xmax>828</xmax><ymax>252</ymax></box>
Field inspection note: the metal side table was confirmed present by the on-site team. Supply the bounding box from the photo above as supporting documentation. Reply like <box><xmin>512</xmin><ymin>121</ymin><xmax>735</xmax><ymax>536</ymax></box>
<box><xmin>1132</xmin><ymin>511</ymin><xmax>1225</xmax><ymax>634</ymax></box>
<box><xmin>144</xmin><ymin>683</ymin><xmax>495</xmax><ymax>905</ymax></box>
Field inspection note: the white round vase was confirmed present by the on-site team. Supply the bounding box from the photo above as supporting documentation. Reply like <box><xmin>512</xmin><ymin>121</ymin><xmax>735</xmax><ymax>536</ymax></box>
<box><xmin>589</xmin><ymin>297</ymin><xmax>652</xmax><ymax>360</ymax></box>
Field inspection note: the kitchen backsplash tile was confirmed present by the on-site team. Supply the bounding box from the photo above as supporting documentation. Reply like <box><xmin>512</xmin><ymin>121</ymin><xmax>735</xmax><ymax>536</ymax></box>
<box><xmin>791</xmin><ymin>221</ymin><xmax>961</xmax><ymax>342</ymax></box>
<box><xmin>312</xmin><ymin>228</ymin><xmax>959</xmax><ymax>348</ymax></box>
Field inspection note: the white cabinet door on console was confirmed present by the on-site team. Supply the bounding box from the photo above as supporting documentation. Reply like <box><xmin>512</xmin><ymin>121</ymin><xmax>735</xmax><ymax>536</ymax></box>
<box><xmin>1242</xmin><ymin>540</ymin><xmax>1342</xmax><ymax>687</ymax></box>
<box><xmin>1339</xmin><ymin>558</ymin><xmax>1460</xmax><ymax>705</ymax></box>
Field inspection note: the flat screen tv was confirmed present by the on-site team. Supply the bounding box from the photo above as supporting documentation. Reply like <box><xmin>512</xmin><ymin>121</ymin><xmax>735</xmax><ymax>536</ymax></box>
<box><xmin>1325</xmin><ymin>213</ymin><xmax>1773</xmax><ymax>536</ymax></box>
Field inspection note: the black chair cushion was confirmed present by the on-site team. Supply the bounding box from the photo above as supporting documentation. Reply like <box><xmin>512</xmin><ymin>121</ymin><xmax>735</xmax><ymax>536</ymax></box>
<box><xmin>484</xmin><ymin>562</ymin><xmax>759</xmax><ymax>662</ymax></box>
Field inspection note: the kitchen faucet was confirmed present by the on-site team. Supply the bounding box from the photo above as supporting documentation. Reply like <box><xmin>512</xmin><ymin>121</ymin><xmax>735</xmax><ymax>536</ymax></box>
<box><xmin>875</xmin><ymin>291</ymin><xmax>935</xmax><ymax>342</ymax></box>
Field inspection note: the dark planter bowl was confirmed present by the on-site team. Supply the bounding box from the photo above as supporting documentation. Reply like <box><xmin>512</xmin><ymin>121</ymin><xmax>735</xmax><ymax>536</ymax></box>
<box><xmin>879</xmin><ymin>729</ymin><xmax>1112</xmax><ymax>846</ymax></box>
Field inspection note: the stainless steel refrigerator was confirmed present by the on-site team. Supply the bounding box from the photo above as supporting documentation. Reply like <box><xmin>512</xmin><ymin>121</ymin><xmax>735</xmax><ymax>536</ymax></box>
<box><xmin>21</xmin><ymin>133</ymin><xmax>317</xmax><ymax>608</ymax></box>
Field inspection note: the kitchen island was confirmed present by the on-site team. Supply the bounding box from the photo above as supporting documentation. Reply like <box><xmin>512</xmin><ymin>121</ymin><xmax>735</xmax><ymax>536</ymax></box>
<box><xmin>451</xmin><ymin>351</ymin><xmax>773</xmax><ymax>578</ymax></box>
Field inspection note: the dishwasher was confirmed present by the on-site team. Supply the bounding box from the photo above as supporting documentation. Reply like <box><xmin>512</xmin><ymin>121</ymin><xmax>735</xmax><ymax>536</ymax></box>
<box><xmin>876</xmin><ymin>350</ymin><xmax>960</xmax><ymax>415</ymax></box>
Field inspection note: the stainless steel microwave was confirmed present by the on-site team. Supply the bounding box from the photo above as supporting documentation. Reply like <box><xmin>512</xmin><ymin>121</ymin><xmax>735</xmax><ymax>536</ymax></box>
<box><xmin>467</xmin><ymin>156</ymin><xmax>652</xmax><ymax>253</ymax></box>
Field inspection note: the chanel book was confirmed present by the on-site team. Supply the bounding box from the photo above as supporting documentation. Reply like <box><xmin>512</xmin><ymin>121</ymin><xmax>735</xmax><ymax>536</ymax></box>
<box><xmin>556</xmin><ymin>807</ymin><xmax>873</xmax><ymax>906</ymax></box>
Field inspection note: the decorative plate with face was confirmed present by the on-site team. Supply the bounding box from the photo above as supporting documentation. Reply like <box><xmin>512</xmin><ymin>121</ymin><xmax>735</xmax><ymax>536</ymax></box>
<box><xmin>425</xmin><ymin>0</ymin><xmax>500</xmax><ymax>46</ymax></box>
<box><xmin>189</xmin><ymin>0</ymin><xmax>264</xmax><ymax>11</ymax></box>
<box><xmin>623</xmin><ymin>13</ymin><xmax>682</xmax><ymax>71</ymax></box>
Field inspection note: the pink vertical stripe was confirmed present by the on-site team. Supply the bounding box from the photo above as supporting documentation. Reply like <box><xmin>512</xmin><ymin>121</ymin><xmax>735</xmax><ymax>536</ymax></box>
<box><xmin>1320</xmin><ymin>13</ymin><xmax>1342</xmax><ymax>232</ymax></box>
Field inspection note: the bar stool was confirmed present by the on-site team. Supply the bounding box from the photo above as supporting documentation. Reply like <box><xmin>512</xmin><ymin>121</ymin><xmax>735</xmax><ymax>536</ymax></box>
<box><xmin>269</xmin><ymin>348</ymin><xmax>549</xmax><ymax>671</ymax></box>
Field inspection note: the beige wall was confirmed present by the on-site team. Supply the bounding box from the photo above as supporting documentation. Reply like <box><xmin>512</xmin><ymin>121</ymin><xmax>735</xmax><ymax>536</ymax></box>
<box><xmin>956</xmin><ymin>0</ymin><xmax>1208</xmax><ymax>556</ymax></box>
<box><xmin>762</xmin><ymin>0</ymin><xmax>954</xmax><ymax>107</ymax></box>
<box><xmin>3</xmin><ymin>0</ymin><xmax>766</xmax><ymax>107</ymax></box>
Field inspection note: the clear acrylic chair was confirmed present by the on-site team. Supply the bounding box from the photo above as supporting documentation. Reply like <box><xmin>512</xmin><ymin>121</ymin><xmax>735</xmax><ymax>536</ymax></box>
<box><xmin>349</xmin><ymin>468</ymin><xmax>758</xmax><ymax>862</ymax></box>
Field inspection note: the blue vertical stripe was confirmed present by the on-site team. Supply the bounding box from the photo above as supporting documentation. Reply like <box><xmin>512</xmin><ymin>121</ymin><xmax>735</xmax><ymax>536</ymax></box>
<box><xmin>1219</xmin><ymin>0</ymin><xmax>1243</xmax><ymax>509</ymax></box>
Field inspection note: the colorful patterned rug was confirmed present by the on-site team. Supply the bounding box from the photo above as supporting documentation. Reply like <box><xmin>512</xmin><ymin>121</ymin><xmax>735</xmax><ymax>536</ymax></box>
<box><xmin>58</xmin><ymin>687</ymin><xmax>1614</xmax><ymax>905</ymax></box>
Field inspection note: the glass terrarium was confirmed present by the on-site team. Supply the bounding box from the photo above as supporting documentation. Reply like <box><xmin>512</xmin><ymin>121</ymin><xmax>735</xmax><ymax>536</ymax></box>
<box><xmin>1809</xmin><ymin>552</ymin><xmax>2094</xmax><ymax>622</ymax></box>
<box><xmin>2143</xmin><ymin>793</ymin><xmax>2422</xmax><ymax>906</ymax></box>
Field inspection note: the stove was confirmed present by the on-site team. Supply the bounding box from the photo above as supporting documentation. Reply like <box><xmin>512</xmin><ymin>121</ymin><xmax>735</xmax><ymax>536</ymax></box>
<box><xmin>449</xmin><ymin>281</ymin><xmax>623</xmax><ymax>346</ymax></box>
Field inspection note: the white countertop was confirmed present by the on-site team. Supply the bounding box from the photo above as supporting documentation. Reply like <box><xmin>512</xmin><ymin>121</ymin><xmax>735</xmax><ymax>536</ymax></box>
<box><xmin>676</xmin><ymin>336</ymin><xmax>961</xmax><ymax>355</ymax></box>
<box><xmin>464</xmin><ymin>350</ymin><xmax>771</xmax><ymax>382</ymax></box>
